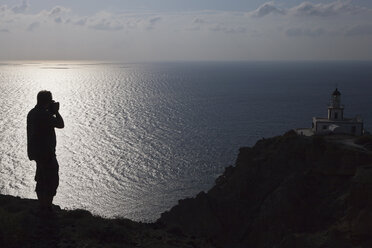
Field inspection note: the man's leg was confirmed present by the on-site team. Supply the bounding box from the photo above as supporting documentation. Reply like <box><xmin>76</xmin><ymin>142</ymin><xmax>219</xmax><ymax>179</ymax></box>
<box><xmin>49</xmin><ymin>156</ymin><xmax>59</xmax><ymax>209</ymax></box>
<box><xmin>46</xmin><ymin>194</ymin><xmax>54</xmax><ymax>209</ymax></box>
<box><xmin>45</xmin><ymin>156</ymin><xmax>59</xmax><ymax>211</ymax></box>
<box><xmin>35</xmin><ymin>160</ymin><xmax>46</xmax><ymax>209</ymax></box>
<box><xmin>36</xmin><ymin>191</ymin><xmax>48</xmax><ymax>209</ymax></box>
<box><xmin>36</xmin><ymin>191</ymin><xmax>43</xmax><ymax>207</ymax></box>
<box><xmin>35</xmin><ymin>159</ymin><xmax>56</xmax><ymax>211</ymax></box>
<box><xmin>35</xmin><ymin>156</ymin><xmax>59</xmax><ymax>211</ymax></box>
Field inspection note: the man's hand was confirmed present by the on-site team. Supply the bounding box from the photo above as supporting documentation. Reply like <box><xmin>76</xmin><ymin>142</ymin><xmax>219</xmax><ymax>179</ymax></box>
<box><xmin>51</xmin><ymin>102</ymin><xmax>60</xmax><ymax>113</ymax></box>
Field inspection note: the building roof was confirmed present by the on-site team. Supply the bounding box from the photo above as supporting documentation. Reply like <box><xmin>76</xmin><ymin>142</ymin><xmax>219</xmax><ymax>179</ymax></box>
<box><xmin>313</xmin><ymin>117</ymin><xmax>363</xmax><ymax>123</ymax></box>
<box><xmin>332</xmin><ymin>88</ymin><xmax>341</xmax><ymax>96</ymax></box>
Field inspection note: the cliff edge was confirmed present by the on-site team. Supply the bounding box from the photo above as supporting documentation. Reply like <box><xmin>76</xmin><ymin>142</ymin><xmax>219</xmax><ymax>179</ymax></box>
<box><xmin>158</xmin><ymin>132</ymin><xmax>372</xmax><ymax>248</ymax></box>
<box><xmin>0</xmin><ymin>194</ymin><xmax>211</xmax><ymax>248</ymax></box>
<box><xmin>2</xmin><ymin>132</ymin><xmax>372</xmax><ymax>247</ymax></box>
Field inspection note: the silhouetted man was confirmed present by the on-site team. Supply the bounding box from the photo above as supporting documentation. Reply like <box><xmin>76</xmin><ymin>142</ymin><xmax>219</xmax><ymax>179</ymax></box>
<box><xmin>27</xmin><ymin>91</ymin><xmax>64</xmax><ymax>212</ymax></box>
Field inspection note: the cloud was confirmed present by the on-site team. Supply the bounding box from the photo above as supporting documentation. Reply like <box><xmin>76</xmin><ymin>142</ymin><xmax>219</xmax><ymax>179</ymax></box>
<box><xmin>74</xmin><ymin>18</ymin><xmax>87</xmax><ymax>26</ymax></box>
<box><xmin>247</xmin><ymin>1</ymin><xmax>368</xmax><ymax>18</ymax></box>
<box><xmin>1</xmin><ymin>1</ymin><xmax>369</xmax><ymax>35</ymax></box>
<box><xmin>122</xmin><ymin>16</ymin><xmax>164</xmax><ymax>31</ymax></box>
<box><xmin>286</xmin><ymin>28</ymin><xmax>302</xmax><ymax>36</ymax></box>
<box><xmin>0</xmin><ymin>28</ymin><xmax>10</xmax><ymax>33</ymax></box>
<box><xmin>27</xmin><ymin>22</ymin><xmax>39</xmax><ymax>31</ymax></box>
<box><xmin>11</xmin><ymin>0</ymin><xmax>29</xmax><ymax>13</ymax></box>
<box><xmin>90</xmin><ymin>22</ymin><xmax>124</xmax><ymax>31</ymax></box>
<box><xmin>0</xmin><ymin>1</ymin><xmax>371</xmax><ymax>61</ymax></box>
<box><xmin>54</xmin><ymin>17</ymin><xmax>62</xmax><ymax>23</ymax></box>
<box><xmin>289</xmin><ymin>1</ymin><xmax>364</xmax><ymax>17</ymax></box>
<box><xmin>48</xmin><ymin>6</ymin><xmax>69</xmax><ymax>16</ymax></box>
<box><xmin>143</xmin><ymin>16</ymin><xmax>162</xmax><ymax>30</ymax></box>
<box><xmin>250</xmin><ymin>2</ymin><xmax>285</xmax><ymax>17</ymax></box>
<box><xmin>193</xmin><ymin>18</ymin><xmax>206</xmax><ymax>24</ymax></box>
<box><xmin>345</xmin><ymin>25</ymin><xmax>372</xmax><ymax>36</ymax></box>
<box><xmin>89</xmin><ymin>18</ymin><xmax>124</xmax><ymax>31</ymax></box>
<box><xmin>83</xmin><ymin>11</ymin><xmax>128</xmax><ymax>31</ymax></box>
<box><xmin>149</xmin><ymin>17</ymin><xmax>162</xmax><ymax>25</ymax></box>
<box><xmin>209</xmin><ymin>24</ymin><xmax>247</xmax><ymax>34</ymax></box>
<box><xmin>32</xmin><ymin>6</ymin><xmax>70</xmax><ymax>24</ymax></box>
<box><xmin>0</xmin><ymin>5</ymin><xmax>7</xmax><ymax>12</ymax></box>
<box><xmin>286</xmin><ymin>27</ymin><xmax>326</xmax><ymax>37</ymax></box>
<box><xmin>188</xmin><ymin>17</ymin><xmax>207</xmax><ymax>31</ymax></box>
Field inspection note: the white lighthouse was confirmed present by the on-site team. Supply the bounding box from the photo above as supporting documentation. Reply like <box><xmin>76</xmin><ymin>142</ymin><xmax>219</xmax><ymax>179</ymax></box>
<box><xmin>328</xmin><ymin>88</ymin><xmax>343</xmax><ymax>121</ymax></box>
<box><xmin>311</xmin><ymin>88</ymin><xmax>364</xmax><ymax>135</ymax></box>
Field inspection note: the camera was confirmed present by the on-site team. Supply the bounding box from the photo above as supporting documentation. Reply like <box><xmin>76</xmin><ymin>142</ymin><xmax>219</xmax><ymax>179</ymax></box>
<box><xmin>49</xmin><ymin>100</ymin><xmax>60</xmax><ymax>114</ymax></box>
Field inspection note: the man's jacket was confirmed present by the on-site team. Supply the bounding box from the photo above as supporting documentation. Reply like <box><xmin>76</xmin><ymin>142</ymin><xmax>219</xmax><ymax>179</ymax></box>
<box><xmin>27</xmin><ymin>105</ymin><xmax>58</xmax><ymax>161</ymax></box>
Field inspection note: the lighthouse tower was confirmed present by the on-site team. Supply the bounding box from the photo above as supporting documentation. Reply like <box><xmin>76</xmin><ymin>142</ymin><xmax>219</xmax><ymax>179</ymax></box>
<box><xmin>307</xmin><ymin>88</ymin><xmax>364</xmax><ymax>136</ymax></box>
<box><xmin>296</xmin><ymin>88</ymin><xmax>364</xmax><ymax>136</ymax></box>
<box><xmin>327</xmin><ymin>88</ymin><xmax>344</xmax><ymax>121</ymax></box>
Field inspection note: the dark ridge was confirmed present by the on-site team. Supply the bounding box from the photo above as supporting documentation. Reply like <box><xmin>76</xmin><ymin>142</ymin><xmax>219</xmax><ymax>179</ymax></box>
<box><xmin>0</xmin><ymin>195</ymin><xmax>211</xmax><ymax>247</ymax></box>
<box><xmin>2</xmin><ymin>131</ymin><xmax>372</xmax><ymax>247</ymax></box>
<box><xmin>158</xmin><ymin>131</ymin><xmax>372</xmax><ymax>248</ymax></box>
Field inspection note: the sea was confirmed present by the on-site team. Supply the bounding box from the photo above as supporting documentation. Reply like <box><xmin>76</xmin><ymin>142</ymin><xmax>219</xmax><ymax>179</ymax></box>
<box><xmin>0</xmin><ymin>61</ymin><xmax>371</xmax><ymax>222</ymax></box>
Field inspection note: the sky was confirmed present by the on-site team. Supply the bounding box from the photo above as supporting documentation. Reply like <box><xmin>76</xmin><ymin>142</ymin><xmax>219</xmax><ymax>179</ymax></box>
<box><xmin>0</xmin><ymin>0</ymin><xmax>371</xmax><ymax>61</ymax></box>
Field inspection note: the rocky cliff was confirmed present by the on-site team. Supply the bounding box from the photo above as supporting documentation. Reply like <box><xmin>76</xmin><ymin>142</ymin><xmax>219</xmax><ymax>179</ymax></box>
<box><xmin>158</xmin><ymin>132</ymin><xmax>372</xmax><ymax>248</ymax></box>
<box><xmin>0</xmin><ymin>194</ymin><xmax>212</xmax><ymax>248</ymax></box>
<box><xmin>2</xmin><ymin>132</ymin><xmax>372</xmax><ymax>248</ymax></box>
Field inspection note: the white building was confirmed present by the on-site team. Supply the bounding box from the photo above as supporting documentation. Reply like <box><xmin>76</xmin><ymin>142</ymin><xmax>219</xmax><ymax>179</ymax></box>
<box><xmin>312</xmin><ymin>88</ymin><xmax>364</xmax><ymax>136</ymax></box>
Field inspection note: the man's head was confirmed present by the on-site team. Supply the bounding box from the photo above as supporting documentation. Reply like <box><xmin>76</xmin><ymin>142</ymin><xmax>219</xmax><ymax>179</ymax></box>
<box><xmin>37</xmin><ymin>90</ymin><xmax>52</xmax><ymax>107</ymax></box>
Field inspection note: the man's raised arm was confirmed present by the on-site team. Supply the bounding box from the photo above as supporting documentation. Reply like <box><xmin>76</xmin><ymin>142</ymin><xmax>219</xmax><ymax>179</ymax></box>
<box><xmin>54</xmin><ymin>112</ymin><xmax>64</xmax><ymax>128</ymax></box>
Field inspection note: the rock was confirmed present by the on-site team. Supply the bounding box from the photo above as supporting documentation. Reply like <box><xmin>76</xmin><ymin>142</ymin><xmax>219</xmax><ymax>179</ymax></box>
<box><xmin>0</xmin><ymin>195</ymin><xmax>212</xmax><ymax>248</ymax></box>
<box><xmin>2</xmin><ymin>132</ymin><xmax>372</xmax><ymax>248</ymax></box>
<box><xmin>158</xmin><ymin>133</ymin><xmax>372</xmax><ymax>248</ymax></box>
